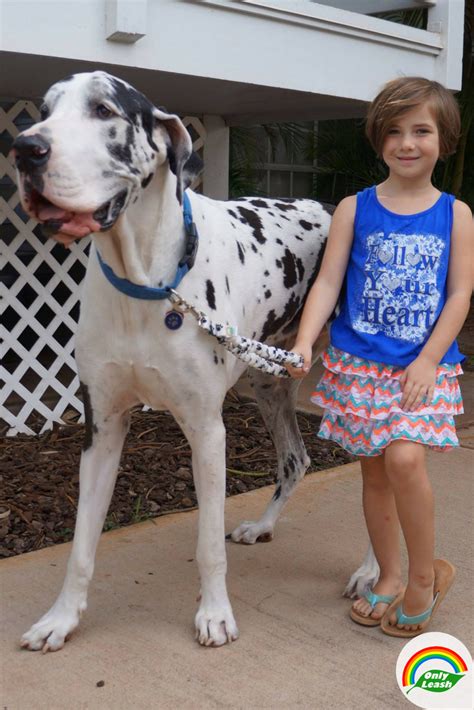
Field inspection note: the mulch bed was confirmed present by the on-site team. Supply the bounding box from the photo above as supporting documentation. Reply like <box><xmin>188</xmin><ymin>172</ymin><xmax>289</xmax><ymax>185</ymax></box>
<box><xmin>2</xmin><ymin>303</ymin><xmax>472</xmax><ymax>560</ymax></box>
<box><xmin>0</xmin><ymin>391</ymin><xmax>354</xmax><ymax>559</ymax></box>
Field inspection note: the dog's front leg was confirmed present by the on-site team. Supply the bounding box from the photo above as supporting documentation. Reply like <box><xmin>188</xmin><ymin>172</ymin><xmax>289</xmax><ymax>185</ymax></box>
<box><xmin>182</xmin><ymin>413</ymin><xmax>239</xmax><ymax>646</ymax></box>
<box><xmin>21</xmin><ymin>409</ymin><xmax>128</xmax><ymax>652</ymax></box>
<box><xmin>344</xmin><ymin>543</ymin><xmax>379</xmax><ymax>599</ymax></box>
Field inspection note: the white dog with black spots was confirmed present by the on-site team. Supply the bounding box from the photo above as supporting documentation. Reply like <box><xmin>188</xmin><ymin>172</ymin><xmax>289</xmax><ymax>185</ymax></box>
<box><xmin>13</xmin><ymin>71</ymin><xmax>378</xmax><ymax>651</ymax></box>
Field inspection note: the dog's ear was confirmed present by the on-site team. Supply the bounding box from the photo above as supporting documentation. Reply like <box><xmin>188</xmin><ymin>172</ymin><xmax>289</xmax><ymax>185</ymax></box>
<box><xmin>182</xmin><ymin>151</ymin><xmax>204</xmax><ymax>191</ymax></box>
<box><xmin>153</xmin><ymin>107</ymin><xmax>192</xmax><ymax>204</ymax></box>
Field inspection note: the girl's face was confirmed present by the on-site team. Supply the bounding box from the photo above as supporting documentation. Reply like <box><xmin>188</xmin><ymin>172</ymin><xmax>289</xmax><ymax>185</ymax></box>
<box><xmin>382</xmin><ymin>103</ymin><xmax>440</xmax><ymax>181</ymax></box>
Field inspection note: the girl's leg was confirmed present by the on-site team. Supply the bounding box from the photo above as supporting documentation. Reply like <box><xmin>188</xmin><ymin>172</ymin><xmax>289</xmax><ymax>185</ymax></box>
<box><xmin>352</xmin><ymin>454</ymin><xmax>403</xmax><ymax>620</ymax></box>
<box><xmin>384</xmin><ymin>440</ymin><xmax>435</xmax><ymax>631</ymax></box>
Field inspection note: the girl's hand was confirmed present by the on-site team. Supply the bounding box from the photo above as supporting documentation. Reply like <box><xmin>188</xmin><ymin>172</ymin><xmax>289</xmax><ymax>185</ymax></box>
<box><xmin>399</xmin><ymin>355</ymin><xmax>437</xmax><ymax>411</ymax></box>
<box><xmin>286</xmin><ymin>342</ymin><xmax>312</xmax><ymax>379</ymax></box>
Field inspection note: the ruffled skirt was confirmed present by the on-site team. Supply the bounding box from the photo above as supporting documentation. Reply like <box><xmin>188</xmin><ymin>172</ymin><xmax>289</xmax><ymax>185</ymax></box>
<box><xmin>311</xmin><ymin>345</ymin><xmax>463</xmax><ymax>457</ymax></box>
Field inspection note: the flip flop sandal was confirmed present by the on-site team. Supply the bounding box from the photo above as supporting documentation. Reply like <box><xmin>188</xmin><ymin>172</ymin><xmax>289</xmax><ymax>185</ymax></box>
<box><xmin>350</xmin><ymin>590</ymin><xmax>398</xmax><ymax>627</ymax></box>
<box><xmin>381</xmin><ymin>559</ymin><xmax>456</xmax><ymax>638</ymax></box>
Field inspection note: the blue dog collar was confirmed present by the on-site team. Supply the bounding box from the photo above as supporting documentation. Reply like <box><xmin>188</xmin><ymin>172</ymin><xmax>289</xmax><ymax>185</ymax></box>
<box><xmin>96</xmin><ymin>192</ymin><xmax>198</xmax><ymax>300</ymax></box>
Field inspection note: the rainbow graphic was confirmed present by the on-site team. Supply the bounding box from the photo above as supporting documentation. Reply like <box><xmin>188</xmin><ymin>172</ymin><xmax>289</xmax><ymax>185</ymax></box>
<box><xmin>402</xmin><ymin>646</ymin><xmax>468</xmax><ymax>687</ymax></box>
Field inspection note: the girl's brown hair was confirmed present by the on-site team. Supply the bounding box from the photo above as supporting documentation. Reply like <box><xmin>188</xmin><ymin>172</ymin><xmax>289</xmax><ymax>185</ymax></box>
<box><xmin>366</xmin><ymin>77</ymin><xmax>461</xmax><ymax>160</ymax></box>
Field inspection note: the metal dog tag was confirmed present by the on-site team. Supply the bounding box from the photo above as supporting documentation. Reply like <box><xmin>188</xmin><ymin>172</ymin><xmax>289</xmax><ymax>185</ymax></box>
<box><xmin>164</xmin><ymin>310</ymin><xmax>184</xmax><ymax>330</ymax></box>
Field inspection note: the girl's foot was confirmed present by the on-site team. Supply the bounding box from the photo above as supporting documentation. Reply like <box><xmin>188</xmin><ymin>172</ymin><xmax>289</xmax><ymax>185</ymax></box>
<box><xmin>351</xmin><ymin>577</ymin><xmax>403</xmax><ymax>624</ymax></box>
<box><xmin>387</xmin><ymin>572</ymin><xmax>435</xmax><ymax>632</ymax></box>
<box><xmin>381</xmin><ymin>560</ymin><xmax>456</xmax><ymax>637</ymax></box>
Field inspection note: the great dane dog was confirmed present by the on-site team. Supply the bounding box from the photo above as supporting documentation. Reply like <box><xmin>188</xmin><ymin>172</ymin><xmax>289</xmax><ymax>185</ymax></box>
<box><xmin>13</xmin><ymin>71</ymin><xmax>377</xmax><ymax>651</ymax></box>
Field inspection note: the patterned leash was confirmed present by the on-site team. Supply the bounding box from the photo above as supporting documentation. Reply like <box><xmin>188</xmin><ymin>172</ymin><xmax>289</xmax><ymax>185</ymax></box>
<box><xmin>168</xmin><ymin>289</ymin><xmax>304</xmax><ymax>378</ymax></box>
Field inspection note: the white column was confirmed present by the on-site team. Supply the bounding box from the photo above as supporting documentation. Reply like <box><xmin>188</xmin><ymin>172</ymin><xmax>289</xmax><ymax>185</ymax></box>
<box><xmin>202</xmin><ymin>115</ymin><xmax>229</xmax><ymax>200</ymax></box>
<box><xmin>427</xmin><ymin>0</ymin><xmax>464</xmax><ymax>90</ymax></box>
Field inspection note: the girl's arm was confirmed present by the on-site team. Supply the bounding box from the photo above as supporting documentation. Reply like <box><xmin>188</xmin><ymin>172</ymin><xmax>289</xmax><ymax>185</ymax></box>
<box><xmin>401</xmin><ymin>200</ymin><xmax>474</xmax><ymax>410</ymax></box>
<box><xmin>287</xmin><ymin>195</ymin><xmax>356</xmax><ymax>377</ymax></box>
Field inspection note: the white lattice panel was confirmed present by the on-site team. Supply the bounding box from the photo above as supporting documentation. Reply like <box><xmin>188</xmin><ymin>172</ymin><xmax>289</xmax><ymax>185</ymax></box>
<box><xmin>1</xmin><ymin>103</ymin><xmax>205</xmax><ymax>436</ymax></box>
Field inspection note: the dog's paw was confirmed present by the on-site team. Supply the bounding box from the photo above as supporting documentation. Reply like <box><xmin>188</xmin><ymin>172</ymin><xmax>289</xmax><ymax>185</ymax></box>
<box><xmin>229</xmin><ymin>520</ymin><xmax>274</xmax><ymax>545</ymax></box>
<box><xmin>343</xmin><ymin>569</ymin><xmax>379</xmax><ymax>599</ymax></box>
<box><xmin>194</xmin><ymin>604</ymin><xmax>239</xmax><ymax>647</ymax></box>
<box><xmin>20</xmin><ymin>601</ymin><xmax>84</xmax><ymax>652</ymax></box>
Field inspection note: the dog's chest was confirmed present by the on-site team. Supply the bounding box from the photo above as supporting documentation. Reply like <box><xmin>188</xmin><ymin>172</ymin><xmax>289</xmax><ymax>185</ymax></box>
<box><xmin>75</xmin><ymin>291</ymin><xmax>221</xmax><ymax>407</ymax></box>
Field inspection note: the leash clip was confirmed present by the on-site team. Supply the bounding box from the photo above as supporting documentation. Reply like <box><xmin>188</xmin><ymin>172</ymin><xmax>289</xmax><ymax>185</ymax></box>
<box><xmin>168</xmin><ymin>289</ymin><xmax>203</xmax><ymax>320</ymax></box>
<box><xmin>168</xmin><ymin>289</ymin><xmax>183</xmax><ymax>304</ymax></box>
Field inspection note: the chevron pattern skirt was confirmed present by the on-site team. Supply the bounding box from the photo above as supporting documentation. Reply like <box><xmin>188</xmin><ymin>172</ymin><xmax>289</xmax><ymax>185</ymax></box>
<box><xmin>311</xmin><ymin>345</ymin><xmax>464</xmax><ymax>457</ymax></box>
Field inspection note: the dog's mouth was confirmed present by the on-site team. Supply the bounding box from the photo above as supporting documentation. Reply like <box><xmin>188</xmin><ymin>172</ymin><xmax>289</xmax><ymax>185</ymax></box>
<box><xmin>26</xmin><ymin>187</ymin><xmax>128</xmax><ymax>244</ymax></box>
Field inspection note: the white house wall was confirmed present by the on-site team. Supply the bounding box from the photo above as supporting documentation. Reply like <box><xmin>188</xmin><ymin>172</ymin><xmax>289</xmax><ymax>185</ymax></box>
<box><xmin>0</xmin><ymin>0</ymin><xmax>464</xmax><ymax>122</ymax></box>
<box><xmin>313</xmin><ymin>1</ymin><xmax>436</xmax><ymax>13</ymax></box>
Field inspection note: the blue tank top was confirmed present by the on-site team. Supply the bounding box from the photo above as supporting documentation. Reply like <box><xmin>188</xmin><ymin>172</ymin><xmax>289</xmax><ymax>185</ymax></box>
<box><xmin>330</xmin><ymin>186</ymin><xmax>463</xmax><ymax>366</ymax></box>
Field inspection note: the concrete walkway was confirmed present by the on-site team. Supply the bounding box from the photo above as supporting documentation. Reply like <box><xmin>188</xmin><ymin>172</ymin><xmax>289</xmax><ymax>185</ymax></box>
<box><xmin>2</xmin><ymin>372</ymin><xmax>473</xmax><ymax>709</ymax></box>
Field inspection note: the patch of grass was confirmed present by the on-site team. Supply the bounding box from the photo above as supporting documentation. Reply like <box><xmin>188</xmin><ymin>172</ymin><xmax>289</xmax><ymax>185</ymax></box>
<box><xmin>102</xmin><ymin>497</ymin><xmax>155</xmax><ymax>532</ymax></box>
<box><xmin>103</xmin><ymin>512</ymin><xmax>121</xmax><ymax>532</ymax></box>
<box><xmin>55</xmin><ymin>527</ymin><xmax>74</xmax><ymax>536</ymax></box>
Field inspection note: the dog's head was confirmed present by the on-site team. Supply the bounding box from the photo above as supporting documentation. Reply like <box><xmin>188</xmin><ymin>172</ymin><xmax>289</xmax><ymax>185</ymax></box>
<box><xmin>12</xmin><ymin>71</ymin><xmax>202</xmax><ymax>244</ymax></box>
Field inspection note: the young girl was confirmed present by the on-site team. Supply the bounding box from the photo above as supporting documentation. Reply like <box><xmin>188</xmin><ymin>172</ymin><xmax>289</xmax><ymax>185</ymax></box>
<box><xmin>287</xmin><ymin>77</ymin><xmax>473</xmax><ymax>637</ymax></box>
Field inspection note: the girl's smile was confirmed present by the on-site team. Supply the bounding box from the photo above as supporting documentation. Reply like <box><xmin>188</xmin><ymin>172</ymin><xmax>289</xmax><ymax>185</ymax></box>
<box><xmin>382</xmin><ymin>104</ymin><xmax>440</xmax><ymax>179</ymax></box>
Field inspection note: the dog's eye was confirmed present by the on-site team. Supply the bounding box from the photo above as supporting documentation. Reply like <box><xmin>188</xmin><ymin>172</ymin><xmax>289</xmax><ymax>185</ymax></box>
<box><xmin>40</xmin><ymin>104</ymin><xmax>49</xmax><ymax>121</ymax></box>
<box><xmin>96</xmin><ymin>104</ymin><xmax>113</xmax><ymax>120</ymax></box>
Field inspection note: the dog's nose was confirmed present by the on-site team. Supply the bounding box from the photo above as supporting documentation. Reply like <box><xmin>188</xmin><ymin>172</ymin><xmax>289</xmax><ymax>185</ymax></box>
<box><xmin>12</xmin><ymin>134</ymin><xmax>51</xmax><ymax>172</ymax></box>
